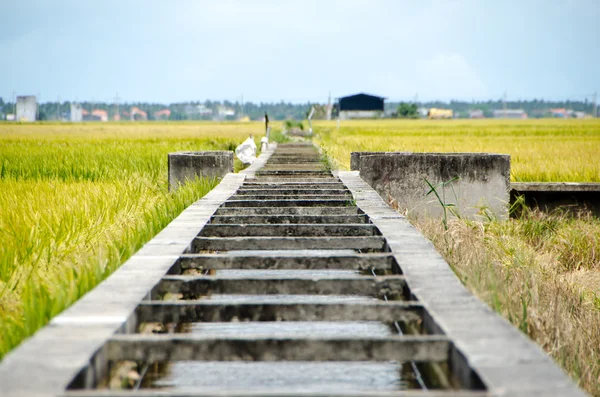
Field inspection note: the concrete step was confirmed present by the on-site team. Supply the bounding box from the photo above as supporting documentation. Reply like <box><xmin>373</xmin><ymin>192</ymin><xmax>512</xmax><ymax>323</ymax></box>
<box><xmin>192</xmin><ymin>236</ymin><xmax>387</xmax><ymax>252</ymax></box>
<box><xmin>105</xmin><ymin>334</ymin><xmax>450</xmax><ymax>362</ymax></box>
<box><xmin>256</xmin><ymin>169</ymin><xmax>333</xmax><ymax>173</ymax></box>
<box><xmin>199</xmin><ymin>224</ymin><xmax>378</xmax><ymax>237</ymax></box>
<box><xmin>235</xmin><ymin>189</ymin><xmax>350</xmax><ymax>195</ymax></box>
<box><xmin>214</xmin><ymin>207</ymin><xmax>361</xmax><ymax>216</ymax></box>
<box><xmin>153</xmin><ymin>275</ymin><xmax>406</xmax><ymax>298</ymax></box>
<box><xmin>209</xmin><ymin>214</ymin><xmax>369</xmax><ymax>224</ymax></box>
<box><xmin>135</xmin><ymin>300</ymin><xmax>422</xmax><ymax>323</ymax></box>
<box><xmin>252</xmin><ymin>178</ymin><xmax>340</xmax><ymax>183</ymax></box>
<box><xmin>173</xmin><ymin>252</ymin><xmax>398</xmax><ymax>273</ymax></box>
<box><xmin>241</xmin><ymin>183</ymin><xmax>347</xmax><ymax>189</ymax></box>
<box><xmin>228</xmin><ymin>195</ymin><xmax>353</xmax><ymax>201</ymax></box>
<box><xmin>255</xmin><ymin>174</ymin><xmax>334</xmax><ymax>179</ymax></box>
<box><xmin>63</xmin><ymin>390</ymin><xmax>490</xmax><ymax>397</ymax></box>
<box><xmin>222</xmin><ymin>199</ymin><xmax>353</xmax><ymax>208</ymax></box>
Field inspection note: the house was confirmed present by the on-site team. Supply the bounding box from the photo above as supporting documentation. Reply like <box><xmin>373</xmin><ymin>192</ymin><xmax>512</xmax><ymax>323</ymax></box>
<box><xmin>492</xmin><ymin>109</ymin><xmax>528</xmax><ymax>119</ymax></box>
<box><xmin>130</xmin><ymin>107</ymin><xmax>148</xmax><ymax>121</ymax></box>
<box><xmin>91</xmin><ymin>109</ymin><xmax>108</xmax><ymax>122</ymax></box>
<box><xmin>197</xmin><ymin>105</ymin><xmax>213</xmax><ymax>115</ymax></box>
<box><xmin>550</xmin><ymin>108</ymin><xmax>570</xmax><ymax>118</ymax></box>
<box><xmin>337</xmin><ymin>93</ymin><xmax>385</xmax><ymax>119</ymax></box>
<box><xmin>154</xmin><ymin>109</ymin><xmax>171</xmax><ymax>120</ymax></box>
<box><xmin>217</xmin><ymin>106</ymin><xmax>235</xmax><ymax>117</ymax></box>
<box><xmin>428</xmin><ymin>108</ymin><xmax>453</xmax><ymax>119</ymax></box>
<box><xmin>469</xmin><ymin>109</ymin><xmax>484</xmax><ymax>119</ymax></box>
<box><xmin>573</xmin><ymin>111</ymin><xmax>589</xmax><ymax>119</ymax></box>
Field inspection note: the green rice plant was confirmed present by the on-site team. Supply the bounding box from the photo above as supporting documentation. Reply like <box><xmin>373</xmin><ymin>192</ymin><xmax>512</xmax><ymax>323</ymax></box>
<box><xmin>0</xmin><ymin>122</ymin><xmax>253</xmax><ymax>358</ymax></box>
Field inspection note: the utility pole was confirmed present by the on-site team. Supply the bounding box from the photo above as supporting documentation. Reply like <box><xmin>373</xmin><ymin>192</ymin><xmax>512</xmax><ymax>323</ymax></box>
<box><xmin>57</xmin><ymin>96</ymin><xmax>61</xmax><ymax>120</ymax></box>
<box><xmin>114</xmin><ymin>93</ymin><xmax>120</xmax><ymax>121</ymax></box>
<box><xmin>503</xmin><ymin>90</ymin><xmax>508</xmax><ymax>118</ymax></box>
<box><xmin>241</xmin><ymin>94</ymin><xmax>244</xmax><ymax>119</ymax></box>
<box><xmin>12</xmin><ymin>91</ymin><xmax>16</xmax><ymax>118</ymax></box>
<box><xmin>593</xmin><ymin>92</ymin><xmax>597</xmax><ymax>118</ymax></box>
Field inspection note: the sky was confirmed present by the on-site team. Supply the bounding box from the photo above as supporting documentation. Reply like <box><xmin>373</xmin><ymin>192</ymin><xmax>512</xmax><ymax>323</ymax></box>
<box><xmin>1</xmin><ymin>0</ymin><xmax>599</xmax><ymax>104</ymax></box>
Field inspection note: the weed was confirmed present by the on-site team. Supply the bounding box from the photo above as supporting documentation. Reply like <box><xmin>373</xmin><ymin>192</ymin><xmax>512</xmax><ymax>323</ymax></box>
<box><xmin>424</xmin><ymin>176</ymin><xmax>460</xmax><ymax>230</ymax></box>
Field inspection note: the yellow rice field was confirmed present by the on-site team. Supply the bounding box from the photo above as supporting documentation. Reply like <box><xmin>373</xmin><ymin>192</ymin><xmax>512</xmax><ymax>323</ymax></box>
<box><xmin>314</xmin><ymin>119</ymin><xmax>600</xmax><ymax>182</ymax></box>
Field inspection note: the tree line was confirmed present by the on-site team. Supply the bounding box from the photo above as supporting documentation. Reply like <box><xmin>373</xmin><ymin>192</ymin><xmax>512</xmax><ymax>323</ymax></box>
<box><xmin>1</xmin><ymin>97</ymin><xmax>597</xmax><ymax>120</ymax></box>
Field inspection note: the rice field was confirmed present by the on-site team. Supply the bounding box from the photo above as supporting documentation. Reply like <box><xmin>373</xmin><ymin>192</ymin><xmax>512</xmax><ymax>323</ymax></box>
<box><xmin>314</xmin><ymin>119</ymin><xmax>600</xmax><ymax>182</ymax></box>
<box><xmin>313</xmin><ymin>118</ymin><xmax>600</xmax><ymax>395</ymax></box>
<box><xmin>0</xmin><ymin>121</ymin><xmax>261</xmax><ymax>358</ymax></box>
<box><xmin>1</xmin><ymin>119</ymin><xmax>599</xmax><ymax>394</ymax></box>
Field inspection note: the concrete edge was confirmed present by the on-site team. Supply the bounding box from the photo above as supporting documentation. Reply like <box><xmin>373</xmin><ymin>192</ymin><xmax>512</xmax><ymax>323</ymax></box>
<box><xmin>511</xmin><ymin>182</ymin><xmax>600</xmax><ymax>192</ymax></box>
<box><xmin>335</xmin><ymin>170</ymin><xmax>585</xmax><ymax>397</ymax></box>
<box><xmin>0</xmin><ymin>173</ymin><xmax>247</xmax><ymax>397</ymax></box>
<box><xmin>240</xmin><ymin>142</ymin><xmax>278</xmax><ymax>178</ymax></box>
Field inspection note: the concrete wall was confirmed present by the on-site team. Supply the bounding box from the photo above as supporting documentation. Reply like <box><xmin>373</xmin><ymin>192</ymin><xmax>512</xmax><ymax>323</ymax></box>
<box><xmin>351</xmin><ymin>152</ymin><xmax>511</xmax><ymax>219</ymax></box>
<box><xmin>168</xmin><ymin>151</ymin><xmax>234</xmax><ymax>190</ymax></box>
<box><xmin>511</xmin><ymin>182</ymin><xmax>600</xmax><ymax>216</ymax></box>
<box><xmin>16</xmin><ymin>95</ymin><xmax>37</xmax><ymax>122</ymax></box>
<box><xmin>339</xmin><ymin>110</ymin><xmax>382</xmax><ymax>120</ymax></box>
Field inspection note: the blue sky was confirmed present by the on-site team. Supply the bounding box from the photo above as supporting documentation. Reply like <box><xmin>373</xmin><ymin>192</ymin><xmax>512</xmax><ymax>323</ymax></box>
<box><xmin>1</xmin><ymin>0</ymin><xmax>599</xmax><ymax>103</ymax></box>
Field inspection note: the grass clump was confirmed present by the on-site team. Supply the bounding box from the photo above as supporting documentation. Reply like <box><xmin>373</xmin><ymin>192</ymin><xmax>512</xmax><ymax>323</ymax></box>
<box><xmin>415</xmin><ymin>208</ymin><xmax>600</xmax><ymax>395</ymax></box>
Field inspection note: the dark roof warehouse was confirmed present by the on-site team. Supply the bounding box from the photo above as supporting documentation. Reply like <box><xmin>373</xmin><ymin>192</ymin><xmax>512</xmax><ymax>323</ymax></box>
<box><xmin>338</xmin><ymin>93</ymin><xmax>385</xmax><ymax>111</ymax></box>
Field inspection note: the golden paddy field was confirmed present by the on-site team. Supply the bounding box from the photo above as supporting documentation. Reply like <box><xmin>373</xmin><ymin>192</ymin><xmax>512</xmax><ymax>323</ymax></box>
<box><xmin>0</xmin><ymin>119</ymin><xmax>598</xmax><ymax>394</ymax></box>
<box><xmin>314</xmin><ymin>118</ymin><xmax>600</xmax><ymax>182</ymax></box>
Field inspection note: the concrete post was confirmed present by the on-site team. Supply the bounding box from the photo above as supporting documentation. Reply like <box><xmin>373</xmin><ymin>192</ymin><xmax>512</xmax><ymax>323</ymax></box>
<box><xmin>351</xmin><ymin>152</ymin><xmax>511</xmax><ymax>219</ymax></box>
<box><xmin>168</xmin><ymin>151</ymin><xmax>234</xmax><ymax>191</ymax></box>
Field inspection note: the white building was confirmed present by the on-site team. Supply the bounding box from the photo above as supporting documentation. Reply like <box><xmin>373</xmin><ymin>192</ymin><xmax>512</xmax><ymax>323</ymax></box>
<box><xmin>70</xmin><ymin>103</ymin><xmax>83</xmax><ymax>122</ymax></box>
<box><xmin>16</xmin><ymin>96</ymin><xmax>37</xmax><ymax>121</ymax></box>
<box><xmin>217</xmin><ymin>106</ymin><xmax>235</xmax><ymax>117</ymax></box>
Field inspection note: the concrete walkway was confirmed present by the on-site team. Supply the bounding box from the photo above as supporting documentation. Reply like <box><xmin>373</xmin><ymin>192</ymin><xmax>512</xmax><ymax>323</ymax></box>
<box><xmin>0</xmin><ymin>143</ymin><xmax>585</xmax><ymax>397</ymax></box>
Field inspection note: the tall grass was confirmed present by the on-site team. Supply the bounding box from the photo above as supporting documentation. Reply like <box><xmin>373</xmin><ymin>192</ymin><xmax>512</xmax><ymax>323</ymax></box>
<box><xmin>314</xmin><ymin>119</ymin><xmax>600</xmax><ymax>182</ymax></box>
<box><xmin>417</xmin><ymin>209</ymin><xmax>600</xmax><ymax>395</ymax></box>
<box><xmin>0</xmin><ymin>122</ymin><xmax>254</xmax><ymax>358</ymax></box>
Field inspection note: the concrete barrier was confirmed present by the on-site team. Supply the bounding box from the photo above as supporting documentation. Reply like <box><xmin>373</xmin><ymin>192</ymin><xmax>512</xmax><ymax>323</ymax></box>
<box><xmin>168</xmin><ymin>151</ymin><xmax>233</xmax><ymax>190</ymax></box>
<box><xmin>351</xmin><ymin>152</ymin><xmax>511</xmax><ymax>219</ymax></box>
<box><xmin>511</xmin><ymin>182</ymin><xmax>600</xmax><ymax>216</ymax></box>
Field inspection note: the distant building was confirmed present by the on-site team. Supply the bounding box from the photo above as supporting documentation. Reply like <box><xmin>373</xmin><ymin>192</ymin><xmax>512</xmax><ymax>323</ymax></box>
<box><xmin>417</xmin><ymin>107</ymin><xmax>428</xmax><ymax>117</ymax></box>
<box><xmin>130</xmin><ymin>107</ymin><xmax>148</xmax><ymax>121</ymax></box>
<box><xmin>154</xmin><ymin>109</ymin><xmax>171</xmax><ymax>120</ymax></box>
<box><xmin>337</xmin><ymin>93</ymin><xmax>385</xmax><ymax>119</ymax></box>
<box><xmin>197</xmin><ymin>105</ymin><xmax>213</xmax><ymax>115</ymax></box>
<box><xmin>428</xmin><ymin>108</ymin><xmax>453</xmax><ymax>119</ymax></box>
<box><xmin>469</xmin><ymin>109</ymin><xmax>484</xmax><ymax>119</ymax></box>
<box><xmin>217</xmin><ymin>106</ymin><xmax>235</xmax><ymax>117</ymax></box>
<box><xmin>16</xmin><ymin>95</ymin><xmax>37</xmax><ymax>121</ymax></box>
<box><xmin>493</xmin><ymin>109</ymin><xmax>528</xmax><ymax>119</ymax></box>
<box><xmin>6</xmin><ymin>114</ymin><xmax>15</xmax><ymax>121</ymax></box>
<box><xmin>70</xmin><ymin>103</ymin><xmax>83</xmax><ymax>122</ymax></box>
<box><xmin>550</xmin><ymin>108</ymin><xmax>570</xmax><ymax>118</ymax></box>
<box><xmin>91</xmin><ymin>109</ymin><xmax>108</xmax><ymax>122</ymax></box>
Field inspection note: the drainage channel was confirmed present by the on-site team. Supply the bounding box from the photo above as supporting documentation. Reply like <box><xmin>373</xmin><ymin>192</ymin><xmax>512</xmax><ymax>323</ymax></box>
<box><xmin>57</xmin><ymin>143</ymin><xmax>486</xmax><ymax>396</ymax></box>
<box><xmin>1</xmin><ymin>142</ymin><xmax>583</xmax><ymax>396</ymax></box>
